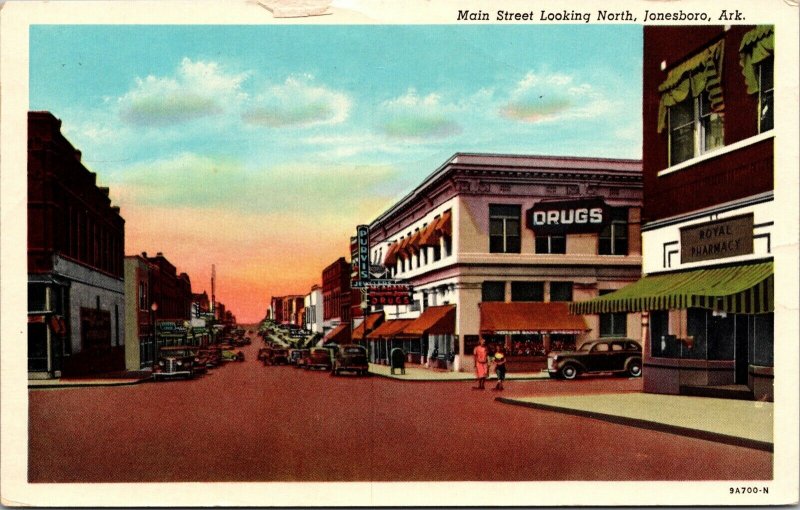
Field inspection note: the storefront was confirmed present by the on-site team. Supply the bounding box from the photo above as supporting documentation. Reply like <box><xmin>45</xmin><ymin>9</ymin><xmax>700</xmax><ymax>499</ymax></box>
<box><xmin>479</xmin><ymin>302</ymin><xmax>588</xmax><ymax>372</ymax></box>
<box><xmin>351</xmin><ymin>312</ymin><xmax>384</xmax><ymax>350</ymax></box>
<box><xmin>571</xmin><ymin>261</ymin><xmax>773</xmax><ymax>400</ymax></box>
<box><xmin>366</xmin><ymin>319</ymin><xmax>413</xmax><ymax>364</ymax></box>
<box><xmin>360</xmin><ymin>153</ymin><xmax>643</xmax><ymax>373</ymax></box>
<box><xmin>395</xmin><ymin>304</ymin><xmax>456</xmax><ymax>367</ymax></box>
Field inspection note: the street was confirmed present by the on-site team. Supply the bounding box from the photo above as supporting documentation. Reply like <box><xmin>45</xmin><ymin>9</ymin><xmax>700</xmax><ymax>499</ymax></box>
<box><xmin>28</xmin><ymin>340</ymin><xmax>772</xmax><ymax>483</ymax></box>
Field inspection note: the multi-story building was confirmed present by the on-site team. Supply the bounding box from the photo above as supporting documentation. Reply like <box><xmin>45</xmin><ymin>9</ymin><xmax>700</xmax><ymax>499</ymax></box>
<box><xmin>27</xmin><ymin>111</ymin><xmax>126</xmax><ymax>378</ymax></box>
<box><xmin>143</xmin><ymin>252</ymin><xmax>194</xmax><ymax>353</ymax></box>
<box><xmin>322</xmin><ymin>257</ymin><xmax>353</xmax><ymax>344</ymax></box>
<box><xmin>365</xmin><ymin>153</ymin><xmax>643</xmax><ymax>372</ymax></box>
<box><xmin>123</xmin><ymin>254</ymin><xmax>156</xmax><ymax>370</ymax></box>
<box><xmin>574</xmin><ymin>25</ymin><xmax>775</xmax><ymax>401</ymax></box>
<box><xmin>303</xmin><ymin>285</ymin><xmax>324</xmax><ymax>333</ymax></box>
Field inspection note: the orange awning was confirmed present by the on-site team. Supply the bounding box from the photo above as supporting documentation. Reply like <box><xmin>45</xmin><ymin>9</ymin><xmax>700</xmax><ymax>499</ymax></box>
<box><xmin>366</xmin><ymin>319</ymin><xmax>414</xmax><ymax>340</ymax></box>
<box><xmin>397</xmin><ymin>305</ymin><xmax>455</xmax><ymax>337</ymax></box>
<box><xmin>479</xmin><ymin>302</ymin><xmax>588</xmax><ymax>335</ymax></box>
<box><xmin>323</xmin><ymin>323</ymin><xmax>351</xmax><ymax>344</ymax></box>
<box><xmin>352</xmin><ymin>312</ymin><xmax>385</xmax><ymax>340</ymax></box>
<box><xmin>419</xmin><ymin>210</ymin><xmax>452</xmax><ymax>248</ymax></box>
<box><xmin>383</xmin><ymin>242</ymin><xmax>399</xmax><ymax>267</ymax></box>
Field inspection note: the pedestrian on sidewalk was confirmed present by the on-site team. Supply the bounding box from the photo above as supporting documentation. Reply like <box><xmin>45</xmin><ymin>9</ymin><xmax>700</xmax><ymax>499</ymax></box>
<box><xmin>472</xmin><ymin>337</ymin><xmax>489</xmax><ymax>390</ymax></box>
<box><xmin>492</xmin><ymin>348</ymin><xmax>506</xmax><ymax>391</ymax></box>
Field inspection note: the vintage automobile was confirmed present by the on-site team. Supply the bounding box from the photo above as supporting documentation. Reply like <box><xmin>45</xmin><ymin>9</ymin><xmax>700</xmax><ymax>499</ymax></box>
<box><xmin>152</xmin><ymin>346</ymin><xmax>196</xmax><ymax>381</ymax></box>
<box><xmin>305</xmin><ymin>347</ymin><xmax>332</xmax><ymax>371</ymax></box>
<box><xmin>289</xmin><ymin>348</ymin><xmax>308</xmax><ymax>367</ymax></box>
<box><xmin>332</xmin><ymin>344</ymin><xmax>369</xmax><ymax>376</ymax></box>
<box><xmin>219</xmin><ymin>344</ymin><xmax>244</xmax><ymax>362</ymax></box>
<box><xmin>200</xmin><ymin>345</ymin><xmax>222</xmax><ymax>367</ymax></box>
<box><xmin>547</xmin><ymin>338</ymin><xmax>642</xmax><ymax>380</ymax></box>
<box><xmin>187</xmin><ymin>347</ymin><xmax>209</xmax><ymax>375</ymax></box>
<box><xmin>257</xmin><ymin>347</ymin><xmax>270</xmax><ymax>363</ymax></box>
<box><xmin>295</xmin><ymin>349</ymin><xmax>311</xmax><ymax>369</ymax></box>
<box><xmin>269</xmin><ymin>348</ymin><xmax>289</xmax><ymax>366</ymax></box>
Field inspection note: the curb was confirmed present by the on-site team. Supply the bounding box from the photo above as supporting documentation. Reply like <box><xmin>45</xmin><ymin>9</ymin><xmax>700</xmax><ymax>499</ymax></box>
<box><xmin>495</xmin><ymin>397</ymin><xmax>773</xmax><ymax>453</ymax></box>
<box><xmin>28</xmin><ymin>377</ymin><xmax>152</xmax><ymax>389</ymax></box>
<box><xmin>367</xmin><ymin>372</ymin><xmax>550</xmax><ymax>382</ymax></box>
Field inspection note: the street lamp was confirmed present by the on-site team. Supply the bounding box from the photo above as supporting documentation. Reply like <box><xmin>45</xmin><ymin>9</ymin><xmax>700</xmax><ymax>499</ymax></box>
<box><xmin>150</xmin><ymin>302</ymin><xmax>158</xmax><ymax>365</ymax></box>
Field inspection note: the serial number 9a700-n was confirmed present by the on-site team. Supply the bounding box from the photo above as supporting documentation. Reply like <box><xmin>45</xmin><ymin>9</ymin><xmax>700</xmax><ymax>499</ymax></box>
<box><xmin>730</xmin><ymin>486</ymin><xmax>769</xmax><ymax>494</ymax></box>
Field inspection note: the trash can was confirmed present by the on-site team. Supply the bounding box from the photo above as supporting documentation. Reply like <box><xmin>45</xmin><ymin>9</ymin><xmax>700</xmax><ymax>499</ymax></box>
<box><xmin>390</xmin><ymin>348</ymin><xmax>406</xmax><ymax>375</ymax></box>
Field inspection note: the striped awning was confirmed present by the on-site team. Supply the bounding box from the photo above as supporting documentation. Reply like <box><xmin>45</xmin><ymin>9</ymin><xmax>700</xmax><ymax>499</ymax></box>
<box><xmin>352</xmin><ymin>312</ymin><xmax>384</xmax><ymax>340</ymax></box>
<box><xmin>570</xmin><ymin>261</ymin><xmax>774</xmax><ymax>315</ymax></box>
<box><xmin>657</xmin><ymin>39</ymin><xmax>725</xmax><ymax>133</ymax></box>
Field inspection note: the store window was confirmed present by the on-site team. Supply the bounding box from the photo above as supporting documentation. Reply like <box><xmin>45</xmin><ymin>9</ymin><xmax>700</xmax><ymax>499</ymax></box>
<box><xmin>482</xmin><ymin>281</ymin><xmax>505</xmax><ymax>302</ymax></box>
<box><xmin>509</xmin><ymin>334</ymin><xmax>545</xmax><ymax>356</ymax></box>
<box><xmin>599</xmin><ymin>208</ymin><xmax>628</xmax><ymax>255</ymax></box>
<box><xmin>511</xmin><ymin>281</ymin><xmax>544</xmax><ymax>302</ymax></box>
<box><xmin>657</xmin><ymin>40</ymin><xmax>725</xmax><ymax>167</ymax></box>
<box><xmin>550</xmin><ymin>282</ymin><xmax>573</xmax><ymax>302</ymax></box>
<box><xmin>599</xmin><ymin>290</ymin><xmax>626</xmax><ymax>337</ymax></box>
<box><xmin>489</xmin><ymin>204</ymin><xmax>521</xmax><ymax>253</ymax></box>
<box><xmin>535</xmin><ymin>234</ymin><xmax>566</xmax><ymax>254</ymax></box>
<box><xmin>750</xmin><ymin>313</ymin><xmax>774</xmax><ymax>366</ymax></box>
<box><xmin>28</xmin><ymin>283</ymin><xmax>47</xmax><ymax>312</ymax></box>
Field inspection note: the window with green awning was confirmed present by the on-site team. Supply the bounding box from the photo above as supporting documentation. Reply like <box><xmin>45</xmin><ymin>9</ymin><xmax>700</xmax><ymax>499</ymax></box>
<box><xmin>570</xmin><ymin>261</ymin><xmax>773</xmax><ymax>315</ymax></box>
<box><xmin>657</xmin><ymin>39</ymin><xmax>725</xmax><ymax>134</ymax></box>
<box><xmin>739</xmin><ymin>25</ymin><xmax>775</xmax><ymax>95</ymax></box>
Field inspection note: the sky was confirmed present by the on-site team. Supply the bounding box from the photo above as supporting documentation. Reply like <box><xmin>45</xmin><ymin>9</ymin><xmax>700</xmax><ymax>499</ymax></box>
<box><xmin>29</xmin><ymin>24</ymin><xmax>642</xmax><ymax>323</ymax></box>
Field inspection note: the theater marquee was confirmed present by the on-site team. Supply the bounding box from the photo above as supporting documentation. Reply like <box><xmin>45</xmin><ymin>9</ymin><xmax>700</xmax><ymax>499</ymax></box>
<box><xmin>680</xmin><ymin>214</ymin><xmax>754</xmax><ymax>264</ymax></box>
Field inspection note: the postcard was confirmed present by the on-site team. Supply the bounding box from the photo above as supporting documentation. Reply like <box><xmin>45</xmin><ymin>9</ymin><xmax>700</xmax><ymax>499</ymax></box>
<box><xmin>1</xmin><ymin>0</ymin><xmax>798</xmax><ymax>506</ymax></box>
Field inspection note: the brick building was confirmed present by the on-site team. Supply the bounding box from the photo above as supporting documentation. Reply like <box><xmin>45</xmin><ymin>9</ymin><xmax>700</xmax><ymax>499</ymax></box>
<box><xmin>574</xmin><ymin>25</ymin><xmax>775</xmax><ymax>401</ymax></box>
<box><xmin>27</xmin><ymin>111</ymin><xmax>126</xmax><ymax>378</ymax></box>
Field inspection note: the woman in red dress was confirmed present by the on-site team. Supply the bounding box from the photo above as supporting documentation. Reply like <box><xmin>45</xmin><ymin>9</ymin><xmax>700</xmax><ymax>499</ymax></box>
<box><xmin>473</xmin><ymin>337</ymin><xmax>489</xmax><ymax>390</ymax></box>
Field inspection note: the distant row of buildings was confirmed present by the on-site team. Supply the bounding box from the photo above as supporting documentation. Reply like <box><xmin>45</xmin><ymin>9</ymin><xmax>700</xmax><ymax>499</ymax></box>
<box><xmin>268</xmin><ymin>25</ymin><xmax>775</xmax><ymax>401</ymax></box>
<box><xmin>27</xmin><ymin>111</ymin><xmax>236</xmax><ymax>379</ymax></box>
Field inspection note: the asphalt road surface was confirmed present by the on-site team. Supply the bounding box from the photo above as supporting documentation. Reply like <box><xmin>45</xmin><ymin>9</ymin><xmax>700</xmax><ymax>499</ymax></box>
<box><xmin>28</xmin><ymin>341</ymin><xmax>772</xmax><ymax>482</ymax></box>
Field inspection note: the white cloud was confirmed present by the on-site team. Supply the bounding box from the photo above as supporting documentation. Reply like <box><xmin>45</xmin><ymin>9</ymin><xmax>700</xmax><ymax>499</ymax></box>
<box><xmin>242</xmin><ymin>74</ymin><xmax>351</xmax><ymax>128</ymax></box>
<box><xmin>378</xmin><ymin>88</ymin><xmax>463</xmax><ymax>139</ymax></box>
<box><xmin>118</xmin><ymin>57</ymin><xmax>249</xmax><ymax>126</ymax></box>
<box><xmin>499</xmin><ymin>71</ymin><xmax>613</xmax><ymax>123</ymax></box>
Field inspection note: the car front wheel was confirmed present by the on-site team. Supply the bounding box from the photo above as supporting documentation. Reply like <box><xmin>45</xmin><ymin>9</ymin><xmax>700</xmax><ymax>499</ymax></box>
<box><xmin>627</xmin><ymin>360</ymin><xmax>642</xmax><ymax>377</ymax></box>
<box><xmin>559</xmin><ymin>364</ymin><xmax>579</xmax><ymax>380</ymax></box>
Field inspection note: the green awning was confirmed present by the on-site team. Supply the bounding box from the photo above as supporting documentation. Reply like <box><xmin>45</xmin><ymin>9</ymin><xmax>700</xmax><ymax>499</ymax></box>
<box><xmin>570</xmin><ymin>262</ymin><xmax>773</xmax><ymax>315</ymax></box>
<box><xmin>657</xmin><ymin>39</ymin><xmax>725</xmax><ymax>133</ymax></box>
<box><xmin>739</xmin><ymin>25</ymin><xmax>774</xmax><ymax>94</ymax></box>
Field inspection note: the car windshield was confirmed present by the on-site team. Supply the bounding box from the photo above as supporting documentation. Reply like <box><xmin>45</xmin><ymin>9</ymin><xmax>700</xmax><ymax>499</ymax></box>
<box><xmin>344</xmin><ymin>347</ymin><xmax>364</xmax><ymax>354</ymax></box>
<box><xmin>579</xmin><ymin>343</ymin><xmax>593</xmax><ymax>351</ymax></box>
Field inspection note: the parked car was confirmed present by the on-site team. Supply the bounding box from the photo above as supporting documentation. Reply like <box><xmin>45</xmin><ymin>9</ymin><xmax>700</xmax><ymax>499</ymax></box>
<box><xmin>257</xmin><ymin>347</ymin><xmax>270</xmax><ymax>363</ymax></box>
<box><xmin>187</xmin><ymin>347</ymin><xmax>209</xmax><ymax>375</ymax></box>
<box><xmin>294</xmin><ymin>349</ymin><xmax>311</xmax><ymax>369</ymax></box>
<box><xmin>219</xmin><ymin>344</ymin><xmax>244</xmax><ymax>362</ymax></box>
<box><xmin>200</xmin><ymin>346</ymin><xmax>222</xmax><ymax>367</ymax></box>
<box><xmin>332</xmin><ymin>344</ymin><xmax>369</xmax><ymax>376</ymax></box>
<box><xmin>289</xmin><ymin>348</ymin><xmax>308</xmax><ymax>366</ymax></box>
<box><xmin>305</xmin><ymin>347</ymin><xmax>333</xmax><ymax>371</ymax></box>
<box><xmin>152</xmin><ymin>346</ymin><xmax>196</xmax><ymax>380</ymax></box>
<box><xmin>269</xmin><ymin>348</ymin><xmax>289</xmax><ymax>365</ymax></box>
<box><xmin>547</xmin><ymin>338</ymin><xmax>642</xmax><ymax>380</ymax></box>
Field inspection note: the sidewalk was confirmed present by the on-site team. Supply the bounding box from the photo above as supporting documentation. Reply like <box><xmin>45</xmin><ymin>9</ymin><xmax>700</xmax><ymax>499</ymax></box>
<box><xmin>497</xmin><ymin>393</ymin><xmax>774</xmax><ymax>452</ymax></box>
<box><xmin>368</xmin><ymin>363</ymin><xmax>549</xmax><ymax>381</ymax></box>
<box><xmin>28</xmin><ymin>370</ymin><xmax>152</xmax><ymax>389</ymax></box>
